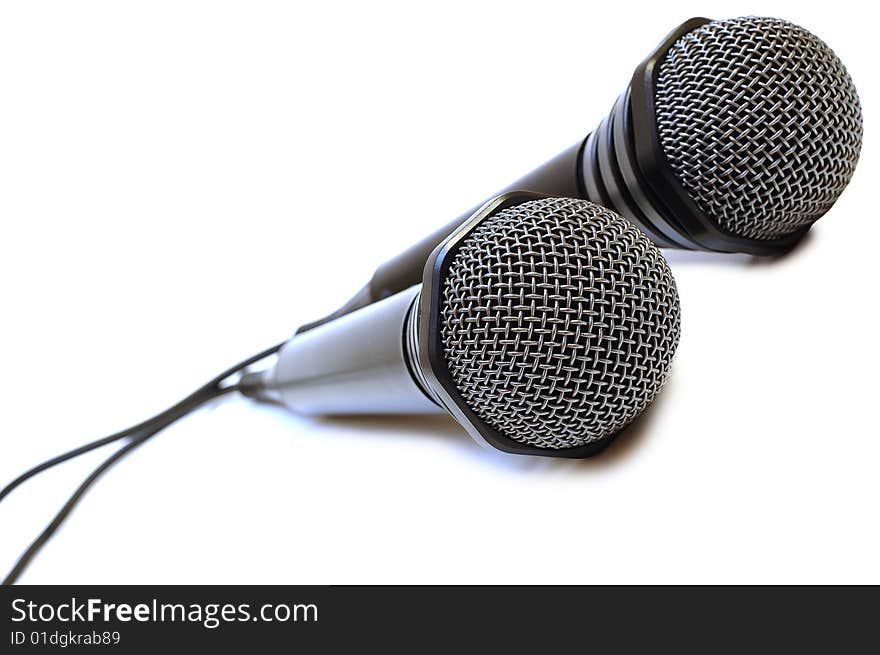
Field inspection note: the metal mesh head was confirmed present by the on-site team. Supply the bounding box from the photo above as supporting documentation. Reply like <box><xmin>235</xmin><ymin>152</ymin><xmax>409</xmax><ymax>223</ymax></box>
<box><xmin>654</xmin><ymin>16</ymin><xmax>863</xmax><ymax>240</ymax></box>
<box><xmin>439</xmin><ymin>198</ymin><xmax>681</xmax><ymax>450</ymax></box>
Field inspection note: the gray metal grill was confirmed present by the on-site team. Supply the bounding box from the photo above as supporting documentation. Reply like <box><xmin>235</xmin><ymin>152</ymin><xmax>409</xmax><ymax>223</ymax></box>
<box><xmin>654</xmin><ymin>16</ymin><xmax>863</xmax><ymax>240</ymax></box>
<box><xmin>439</xmin><ymin>198</ymin><xmax>681</xmax><ymax>450</ymax></box>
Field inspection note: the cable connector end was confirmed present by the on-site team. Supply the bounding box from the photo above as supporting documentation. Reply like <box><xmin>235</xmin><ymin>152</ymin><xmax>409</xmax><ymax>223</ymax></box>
<box><xmin>238</xmin><ymin>370</ymin><xmax>284</xmax><ymax>405</ymax></box>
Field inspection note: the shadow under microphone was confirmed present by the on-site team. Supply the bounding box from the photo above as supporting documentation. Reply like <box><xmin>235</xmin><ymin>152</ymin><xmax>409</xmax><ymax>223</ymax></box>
<box><xmin>301</xmin><ymin>16</ymin><xmax>863</xmax><ymax>333</ymax></box>
<box><xmin>241</xmin><ymin>194</ymin><xmax>681</xmax><ymax>458</ymax></box>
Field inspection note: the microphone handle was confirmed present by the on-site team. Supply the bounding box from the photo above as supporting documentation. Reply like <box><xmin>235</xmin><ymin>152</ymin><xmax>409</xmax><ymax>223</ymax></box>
<box><xmin>241</xmin><ymin>285</ymin><xmax>441</xmax><ymax>415</ymax></box>
<box><xmin>342</xmin><ymin>14</ymin><xmax>709</xmax><ymax>304</ymax></box>
<box><xmin>297</xmin><ymin>144</ymin><xmax>584</xmax><ymax>334</ymax></box>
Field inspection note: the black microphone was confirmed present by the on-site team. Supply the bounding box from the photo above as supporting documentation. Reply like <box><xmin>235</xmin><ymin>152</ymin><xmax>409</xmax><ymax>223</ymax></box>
<box><xmin>300</xmin><ymin>16</ymin><xmax>863</xmax><ymax>333</ymax></box>
<box><xmin>241</xmin><ymin>194</ymin><xmax>681</xmax><ymax>458</ymax></box>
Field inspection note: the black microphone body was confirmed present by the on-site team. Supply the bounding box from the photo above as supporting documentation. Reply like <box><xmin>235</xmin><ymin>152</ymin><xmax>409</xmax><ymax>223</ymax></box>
<box><xmin>294</xmin><ymin>145</ymin><xmax>584</xmax><ymax>333</ymax></box>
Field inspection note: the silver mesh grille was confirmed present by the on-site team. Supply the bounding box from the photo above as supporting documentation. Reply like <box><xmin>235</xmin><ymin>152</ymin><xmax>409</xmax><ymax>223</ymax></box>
<box><xmin>654</xmin><ymin>17</ymin><xmax>863</xmax><ymax>240</ymax></box>
<box><xmin>439</xmin><ymin>198</ymin><xmax>681</xmax><ymax>450</ymax></box>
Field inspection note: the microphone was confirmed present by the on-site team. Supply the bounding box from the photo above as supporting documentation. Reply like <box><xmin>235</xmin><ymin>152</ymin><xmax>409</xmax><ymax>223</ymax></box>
<box><xmin>242</xmin><ymin>194</ymin><xmax>681</xmax><ymax>458</ymax></box>
<box><xmin>300</xmin><ymin>16</ymin><xmax>863</xmax><ymax>333</ymax></box>
<box><xmin>580</xmin><ymin>16</ymin><xmax>863</xmax><ymax>253</ymax></box>
<box><xmin>0</xmin><ymin>198</ymin><xmax>679</xmax><ymax>580</ymax></box>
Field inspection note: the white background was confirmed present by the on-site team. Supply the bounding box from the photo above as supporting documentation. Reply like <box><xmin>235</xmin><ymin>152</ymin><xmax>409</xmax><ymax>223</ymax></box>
<box><xmin>1</xmin><ymin>1</ymin><xmax>876</xmax><ymax>584</ymax></box>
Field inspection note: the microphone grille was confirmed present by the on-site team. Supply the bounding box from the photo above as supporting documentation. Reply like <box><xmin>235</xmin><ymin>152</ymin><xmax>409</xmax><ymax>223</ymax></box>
<box><xmin>439</xmin><ymin>197</ymin><xmax>680</xmax><ymax>450</ymax></box>
<box><xmin>654</xmin><ymin>16</ymin><xmax>863</xmax><ymax>241</ymax></box>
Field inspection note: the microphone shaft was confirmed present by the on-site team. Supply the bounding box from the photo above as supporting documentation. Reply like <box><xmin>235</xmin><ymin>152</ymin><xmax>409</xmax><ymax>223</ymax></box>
<box><xmin>369</xmin><ymin>142</ymin><xmax>585</xmax><ymax>304</ymax></box>
<box><xmin>242</xmin><ymin>286</ymin><xmax>440</xmax><ymax>415</ymax></box>
<box><xmin>297</xmin><ymin>144</ymin><xmax>584</xmax><ymax>334</ymax></box>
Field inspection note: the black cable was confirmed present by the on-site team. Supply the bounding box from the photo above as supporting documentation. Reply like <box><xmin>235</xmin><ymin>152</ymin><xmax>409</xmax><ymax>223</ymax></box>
<box><xmin>1</xmin><ymin>341</ymin><xmax>284</xmax><ymax>585</ymax></box>
<box><xmin>0</xmin><ymin>342</ymin><xmax>284</xmax><ymax>507</ymax></box>
<box><xmin>2</xmin><ymin>385</ymin><xmax>233</xmax><ymax>585</ymax></box>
